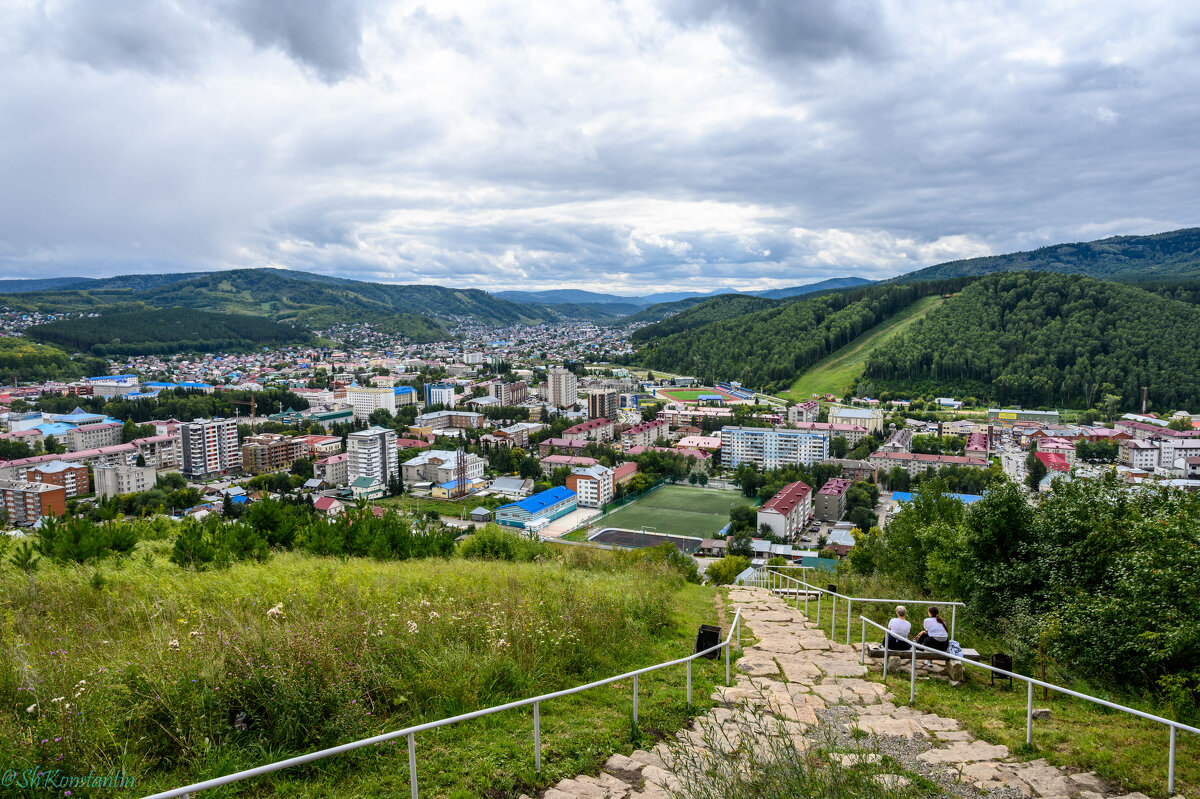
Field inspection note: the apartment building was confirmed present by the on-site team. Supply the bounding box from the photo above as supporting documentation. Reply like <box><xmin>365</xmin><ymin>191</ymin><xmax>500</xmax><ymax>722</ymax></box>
<box><xmin>720</xmin><ymin>426</ymin><xmax>829</xmax><ymax>470</ymax></box>
<box><xmin>879</xmin><ymin>428</ymin><xmax>913</xmax><ymax>453</ymax></box>
<box><xmin>828</xmin><ymin>406</ymin><xmax>884</xmax><ymax>434</ymax></box>
<box><xmin>757</xmin><ymin>480</ymin><xmax>812</xmax><ymax>540</ymax></box>
<box><xmin>179</xmin><ymin>417</ymin><xmax>241</xmax><ymax>480</ymax></box>
<box><xmin>347</xmin><ymin>426</ymin><xmax>400</xmax><ymax>487</ymax></box>
<box><xmin>546</xmin><ymin>368</ymin><xmax>578</xmax><ymax>409</ymax></box>
<box><xmin>0</xmin><ymin>479</ymin><xmax>66</xmax><ymax>524</ymax></box>
<box><xmin>412</xmin><ymin>410</ymin><xmax>485</xmax><ymax>431</ymax></box>
<box><xmin>423</xmin><ymin>382</ymin><xmax>456</xmax><ymax>407</ymax></box>
<box><xmin>132</xmin><ymin>434</ymin><xmax>180</xmax><ymax>469</ymax></box>
<box><xmin>562</xmin><ymin>418</ymin><xmax>615</xmax><ymax>443</ymax></box>
<box><xmin>965</xmin><ymin>432</ymin><xmax>990</xmax><ymax>460</ymax></box>
<box><xmin>587</xmin><ymin>388</ymin><xmax>619</xmax><ymax>421</ymax></box>
<box><xmin>85</xmin><ymin>375</ymin><xmax>139</xmax><ymax>398</ymax></box>
<box><xmin>1118</xmin><ymin>439</ymin><xmax>1160</xmax><ymax>470</ymax></box>
<box><xmin>621</xmin><ymin>419</ymin><xmax>668</xmax><ymax>449</ymax></box>
<box><xmin>315</xmin><ymin>453</ymin><xmax>349</xmax><ymax>486</ymax></box>
<box><xmin>26</xmin><ymin>460</ymin><xmax>90</xmax><ymax>498</ymax></box>
<box><xmin>566</xmin><ymin>465</ymin><xmax>614</xmax><ymax>508</ymax></box>
<box><xmin>489</xmin><ymin>380</ymin><xmax>528</xmax><ymax>406</ymax></box>
<box><xmin>814</xmin><ymin>478</ymin><xmax>850</xmax><ymax>522</ymax></box>
<box><xmin>867</xmin><ymin>451</ymin><xmax>989</xmax><ymax>477</ymax></box>
<box><xmin>347</xmin><ymin>385</ymin><xmax>397</xmax><ymax>421</ymax></box>
<box><xmin>401</xmin><ymin>449</ymin><xmax>486</xmax><ymax>485</ymax></box>
<box><xmin>240</xmin><ymin>433</ymin><xmax>305</xmax><ymax>475</ymax></box>
<box><xmin>793</xmin><ymin>421</ymin><xmax>870</xmax><ymax>446</ymax></box>
<box><xmin>93</xmin><ymin>464</ymin><xmax>157</xmax><ymax>499</ymax></box>
<box><xmin>787</xmin><ymin>400</ymin><xmax>819</xmax><ymax>425</ymax></box>
<box><xmin>63</xmin><ymin>422</ymin><xmax>122</xmax><ymax>453</ymax></box>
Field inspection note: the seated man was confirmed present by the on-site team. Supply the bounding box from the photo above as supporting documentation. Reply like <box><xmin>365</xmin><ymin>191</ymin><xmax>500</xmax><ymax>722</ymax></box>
<box><xmin>885</xmin><ymin>605</ymin><xmax>911</xmax><ymax>651</ymax></box>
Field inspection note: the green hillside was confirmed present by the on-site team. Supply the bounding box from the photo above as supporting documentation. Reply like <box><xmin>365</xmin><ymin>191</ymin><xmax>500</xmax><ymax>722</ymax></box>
<box><xmin>780</xmin><ymin>295</ymin><xmax>946</xmax><ymax>400</ymax></box>
<box><xmin>26</xmin><ymin>307</ymin><xmax>314</xmax><ymax>356</ymax></box>
<box><xmin>896</xmin><ymin>227</ymin><xmax>1200</xmax><ymax>283</ymax></box>
<box><xmin>864</xmin><ymin>271</ymin><xmax>1200</xmax><ymax>410</ymax></box>
<box><xmin>634</xmin><ymin>280</ymin><xmax>966</xmax><ymax>391</ymax></box>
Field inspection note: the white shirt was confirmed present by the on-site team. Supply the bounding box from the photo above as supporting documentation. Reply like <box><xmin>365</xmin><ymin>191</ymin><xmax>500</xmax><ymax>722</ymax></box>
<box><xmin>887</xmin><ymin>617</ymin><xmax>911</xmax><ymax>639</ymax></box>
<box><xmin>924</xmin><ymin>616</ymin><xmax>949</xmax><ymax>640</ymax></box>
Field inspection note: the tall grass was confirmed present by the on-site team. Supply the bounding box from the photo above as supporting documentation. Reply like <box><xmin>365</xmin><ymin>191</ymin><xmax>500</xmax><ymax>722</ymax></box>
<box><xmin>1</xmin><ymin>545</ymin><xmax>714</xmax><ymax>796</ymax></box>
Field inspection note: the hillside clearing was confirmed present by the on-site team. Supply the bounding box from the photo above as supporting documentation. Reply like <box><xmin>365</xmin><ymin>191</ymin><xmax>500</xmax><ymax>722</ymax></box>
<box><xmin>780</xmin><ymin>295</ymin><xmax>945</xmax><ymax>401</ymax></box>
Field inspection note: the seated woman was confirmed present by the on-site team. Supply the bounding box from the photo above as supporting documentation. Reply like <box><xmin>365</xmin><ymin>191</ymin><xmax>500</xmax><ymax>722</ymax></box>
<box><xmin>914</xmin><ymin>605</ymin><xmax>951</xmax><ymax>652</ymax></box>
<box><xmin>885</xmin><ymin>605</ymin><xmax>911</xmax><ymax>651</ymax></box>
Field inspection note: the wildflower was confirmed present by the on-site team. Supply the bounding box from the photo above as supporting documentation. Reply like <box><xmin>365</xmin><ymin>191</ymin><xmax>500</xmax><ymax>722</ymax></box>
<box><xmin>428</xmin><ymin>611</ymin><xmax>439</xmax><ymax>620</ymax></box>
<box><xmin>407</xmin><ymin>620</ymin><xmax>418</xmax><ymax>635</ymax></box>
<box><xmin>266</xmin><ymin>603</ymin><xmax>284</xmax><ymax>619</ymax></box>
<box><xmin>50</xmin><ymin>696</ymin><xmax>64</xmax><ymax>704</ymax></box>
<box><xmin>189</xmin><ymin>630</ymin><xmax>202</xmax><ymax>637</ymax></box>
<box><xmin>26</xmin><ymin>704</ymin><xmax>36</xmax><ymax>714</ymax></box>
<box><xmin>168</xmin><ymin>639</ymin><xmax>180</xmax><ymax>650</ymax></box>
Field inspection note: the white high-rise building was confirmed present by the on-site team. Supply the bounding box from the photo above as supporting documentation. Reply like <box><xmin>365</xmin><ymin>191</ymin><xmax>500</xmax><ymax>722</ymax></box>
<box><xmin>347</xmin><ymin>386</ymin><xmax>397</xmax><ymax>421</ymax></box>
<box><xmin>720</xmin><ymin>426</ymin><xmax>829</xmax><ymax>470</ymax></box>
<box><xmin>547</xmin><ymin>368</ymin><xmax>578</xmax><ymax>409</ymax></box>
<box><xmin>179</xmin><ymin>417</ymin><xmax>241</xmax><ymax>479</ymax></box>
<box><xmin>347</xmin><ymin>426</ymin><xmax>399</xmax><ymax>487</ymax></box>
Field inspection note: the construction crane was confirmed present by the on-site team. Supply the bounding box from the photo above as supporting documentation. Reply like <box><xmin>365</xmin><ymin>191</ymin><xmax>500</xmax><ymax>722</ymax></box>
<box><xmin>228</xmin><ymin>397</ymin><xmax>257</xmax><ymax>432</ymax></box>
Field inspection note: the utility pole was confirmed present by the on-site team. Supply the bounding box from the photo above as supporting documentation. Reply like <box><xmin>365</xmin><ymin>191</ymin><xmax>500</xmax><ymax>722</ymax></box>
<box><xmin>1141</xmin><ymin>386</ymin><xmax>1148</xmax><ymax>414</ymax></box>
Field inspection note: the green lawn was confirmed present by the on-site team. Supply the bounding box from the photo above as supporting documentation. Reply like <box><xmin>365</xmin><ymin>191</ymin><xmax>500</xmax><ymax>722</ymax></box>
<box><xmin>658</xmin><ymin>387</ymin><xmax>728</xmax><ymax>403</ymax></box>
<box><xmin>780</xmin><ymin>295</ymin><xmax>945</xmax><ymax>401</ymax></box>
<box><xmin>598</xmin><ymin>485</ymin><xmax>753</xmax><ymax>538</ymax></box>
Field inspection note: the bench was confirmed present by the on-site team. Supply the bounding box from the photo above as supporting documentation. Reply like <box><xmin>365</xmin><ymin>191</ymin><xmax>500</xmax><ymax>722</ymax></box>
<box><xmin>866</xmin><ymin>643</ymin><xmax>981</xmax><ymax>662</ymax></box>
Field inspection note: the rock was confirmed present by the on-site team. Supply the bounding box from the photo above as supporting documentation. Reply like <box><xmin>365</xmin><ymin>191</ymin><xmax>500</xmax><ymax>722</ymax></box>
<box><xmin>1067</xmin><ymin>772</ymin><xmax>1106</xmax><ymax>792</ymax></box>
<box><xmin>1031</xmin><ymin>707</ymin><xmax>1052</xmax><ymax>720</ymax></box>
<box><xmin>874</xmin><ymin>774</ymin><xmax>911</xmax><ymax>789</ymax></box>
<box><xmin>917</xmin><ymin>740</ymin><xmax>1009</xmax><ymax>764</ymax></box>
<box><xmin>948</xmin><ymin>660</ymin><xmax>965</xmax><ymax>681</ymax></box>
<box><xmin>1010</xmin><ymin>759</ymin><xmax>1076</xmax><ymax>797</ymax></box>
<box><xmin>849</xmin><ymin>716</ymin><xmax>922</xmax><ymax>738</ymax></box>
<box><xmin>816</xmin><ymin>660</ymin><xmax>868</xmax><ymax>678</ymax></box>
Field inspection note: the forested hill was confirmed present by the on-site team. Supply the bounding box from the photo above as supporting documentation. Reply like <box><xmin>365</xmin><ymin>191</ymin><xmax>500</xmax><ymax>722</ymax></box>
<box><xmin>895</xmin><ymin>227</ymin><xmax>1200</xmax><ymax>283</ymax></box>
<box><xmin>26</xmin><ymin>308</ymin><xmax>314</xmax><ymax>357</ymax></box>
<box><xmin>633</xmin><ymin>280</ymin><xmax>967</xmax><ymax>391</ymax></box>
<box><xmin>864</xmin><ymin>271</ymin><xmax>1200</xmax><ymax>411</ymax></box>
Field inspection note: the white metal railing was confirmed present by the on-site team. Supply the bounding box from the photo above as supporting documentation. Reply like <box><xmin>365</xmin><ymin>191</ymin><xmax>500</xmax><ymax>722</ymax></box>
<box><xmin>749</xmin><ymin>567</ymin><xmax>964</xmax><ymax>646</ymax></box>
<box><xmin>858</xmin><ymin>616</ymin><xmax>1197</xmax><ymax>795</ymax></box>
<box><xmin>141</xmin><ymin>608</ymin><xmax>743</xmax><ymax>799</ymax></box>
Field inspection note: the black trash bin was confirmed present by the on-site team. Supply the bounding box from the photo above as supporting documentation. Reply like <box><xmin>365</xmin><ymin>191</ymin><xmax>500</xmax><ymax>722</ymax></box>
<box><xmin>826</xmin><ymin>584</ymin><xmax>838</xmax><ymax>595</ymax></box>
<box><xmin>991</xmin><ymin>653</ymin><xmax>1013</xmax><ymax>689</ymax></box>
<box><xmin>695</xmin><ymin>624</ymin><xmax>722</xmax><ymax>658</ymax></box>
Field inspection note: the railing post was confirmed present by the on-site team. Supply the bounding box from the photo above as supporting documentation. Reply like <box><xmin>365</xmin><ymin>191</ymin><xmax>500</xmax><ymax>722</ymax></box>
<box><xmin>860</xmin><ymin>618</ymin><xmax>866</xmax><ymax>665</ymax></box>
<box><xmin>533</xmin><ymin>701</ymin><xmax>541</xmax><ymax>773</ymax></box>
<box><xmin>633</xmin><ymin>674</ymin><xmax>638</xmax><ymax>724</ymax></box>
<box><xmin>909</xmin><ymin>649</ymin><xmax>916</xmax><ymax>705</ymax></box>
<box><xmin>846</xmin><ymin>599</ymin><xmax>852</xmax><ymax>645</ymax></box>
<box><xmin>686</xmin><ymin>659</ymin><xmax>692</xmax><ymax>707</ymax></box>
<box><xmin>831</xmin><ymin>593</ymin><xmax>837</xmax><ymax>641</ymax></box>
<box><xmin>883</xmin><ymin>634</ymin><xmax>889</xmax><ymax>679</ymax></box>
<box><xmin>725</xmin><ymin>639</ymin><xmax>731</xmax><ymax>686</ymax></box>
<box><xmin>407</xmin><ymin>732</ymin><xmax>418</xmax><ymax>799</ymax></box>
<box><xmin>951</xmin><ymin>605</ymin><xmax>957</xmax><ymax>641</ymax></box>
<box><xmin>736</xmin><ymin>615</ymin><xmax>742</xmax><ymax>652</ymax></box>
<box><xmin>805</xmin><ymin>583</ymin><xmax>809</xmax><ymax>616</ymax></box>
<box><xmin>817</xmin><ymin>591</ymin><xmax>822</xmax><ymax>626</ymax></box>
<box><xmin>1169</xmin><ymin>724</ymin><xmax>1176</xmax><ymax>794</ymax></box>
<box><xmin>1026</xmin><ymin>680</ymin><xmax>1033</xmax><ymax>745</ymax></box>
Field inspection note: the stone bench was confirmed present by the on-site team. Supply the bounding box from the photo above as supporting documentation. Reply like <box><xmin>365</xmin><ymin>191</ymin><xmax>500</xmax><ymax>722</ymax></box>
<box><xmin>867</xmin><ymin>643</ymin><xmax>981</xmax><ymax>662</ymax></box>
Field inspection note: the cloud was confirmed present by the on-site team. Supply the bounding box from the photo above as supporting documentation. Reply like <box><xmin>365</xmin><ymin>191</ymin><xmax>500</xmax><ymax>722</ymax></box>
<box><xmin>1</xmin><ymin>0</ymin><xmax>1199</xmax><ymax>294</ymax></box>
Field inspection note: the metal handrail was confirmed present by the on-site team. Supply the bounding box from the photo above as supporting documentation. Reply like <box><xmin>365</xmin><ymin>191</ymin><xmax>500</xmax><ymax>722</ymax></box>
<box><xmin>753</xmin><ymin>567</ymin><xmax>963</xmax><ymax>645</ymax></box>
<box><xmin>142</xmin><ymin>608</ymin><xmax>743</xmax><ymax>799</ymax></box>
<box><xmin>858</xmin><ymin>615</ymin><xmax>1197</xmax><ymax>794</ymax></box>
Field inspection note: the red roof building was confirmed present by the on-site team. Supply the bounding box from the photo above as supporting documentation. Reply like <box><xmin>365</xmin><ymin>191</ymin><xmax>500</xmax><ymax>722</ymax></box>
<box><xmin>757</xmin><ymin>480</ymin><xmax>812</xmax><ymax>540</ymax></box>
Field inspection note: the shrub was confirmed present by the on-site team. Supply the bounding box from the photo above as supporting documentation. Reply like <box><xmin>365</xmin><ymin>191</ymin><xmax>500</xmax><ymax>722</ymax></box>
<box><xmin>458</xmin><ymin>524</ymin><xmax>547</xmax><ymax>561</ymax></box>
<box><xmin>706</xmin><ymin>555</ymin><xmax>750</xmax><ymax>585</ymax></box>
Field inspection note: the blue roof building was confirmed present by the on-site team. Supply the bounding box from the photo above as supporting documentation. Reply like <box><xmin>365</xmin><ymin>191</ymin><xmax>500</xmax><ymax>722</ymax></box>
<box><xmin>890</xmin><ymin>491</ymin><xmax>983</xmax><ymax>505</ymax></box>
<box><xmin>495</xmin><ymin>486</ymin><xmax>577</xmax><ymax>529</ymax></box>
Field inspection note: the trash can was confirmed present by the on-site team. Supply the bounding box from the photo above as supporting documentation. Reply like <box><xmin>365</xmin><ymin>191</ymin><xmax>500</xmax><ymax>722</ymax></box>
<box><xmin>826</xmin><ymin>584</ymin><xmax>838</xmax><ymax>595</ymax></box>
<box><xmin>991</xmin><ymin>653</ymin><xmax>1013</xmax><ymax>689</ymax></box>
<box><xmin>695</xmin><ymin>624</ymin><xmax>722</xmax><ymax>658</ymax></box>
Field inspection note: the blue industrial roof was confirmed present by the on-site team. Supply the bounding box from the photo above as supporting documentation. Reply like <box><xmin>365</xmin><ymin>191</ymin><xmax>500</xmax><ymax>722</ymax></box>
<box><xmin>35</xmin><ymin>422</ymin><xmax>76</xmax><ymax>436</ymax></box>
<box><xmin>144</xmin><ymin>382</ymin><xmax>177</xmax><ymax>388</ymax></box>
<box><xmin>394</xmin><ymin>386</ymin><xmax>415</xmax><ymax>395</ymax></box>
<box><xmin>891</xmin><ymin>491</ymin><xmax>982</xmax><ymax>504</ymax></box>
<box><xmin>498</xmin><ymin>486</ymin><xmax>576</xmax><ymax>514</ymax></box>
<box><xmin>178</xmin><ymin>382</ymin><xmax>213</xmax><ymax>389</ymax></box>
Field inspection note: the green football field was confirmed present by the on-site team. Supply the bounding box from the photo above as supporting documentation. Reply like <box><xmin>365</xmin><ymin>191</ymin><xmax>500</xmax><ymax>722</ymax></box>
<box><xmin>598</xmin><ymin>485</ymin><xmax>754</xmax><ymax>538</ymax></box>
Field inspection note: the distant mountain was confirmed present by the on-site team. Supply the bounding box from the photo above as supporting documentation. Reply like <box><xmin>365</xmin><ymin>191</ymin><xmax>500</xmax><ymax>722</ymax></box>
<box><xmin>751</xmin><ymin>277</ymin><xmax>873</xmax><ymax>299</ymax></box>
<box><xmin>0</xmin><ymin>277</ymin><xmax>94</xmax><ymax>293</ymax></box>
<box><xmin>493</xmin><ymin>277</ymin><xmax>872</xmax><ymax>310</ymax></box>
<box><xmin>894</xmin><ymin>228</ymin><xmax>1200</xmax><ymax>283</ymax></box>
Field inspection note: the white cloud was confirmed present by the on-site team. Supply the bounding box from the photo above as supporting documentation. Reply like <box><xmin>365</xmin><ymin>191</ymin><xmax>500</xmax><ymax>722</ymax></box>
<box><xmin>0</xmin><ymin>0</ymin><xmax>1198</xmax><ymax>293</ymax></box>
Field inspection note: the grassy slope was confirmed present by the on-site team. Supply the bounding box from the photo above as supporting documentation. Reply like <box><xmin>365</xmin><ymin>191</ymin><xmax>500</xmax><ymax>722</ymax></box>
<box><xmin>780</xmin><ymin>295</ymin><xmax>946</xmax><ymax>401</ymax></box>
<box><xmin>0</xmin><ymin>547</ymin><xmax>727</xmax><ymax>799</ymax></box>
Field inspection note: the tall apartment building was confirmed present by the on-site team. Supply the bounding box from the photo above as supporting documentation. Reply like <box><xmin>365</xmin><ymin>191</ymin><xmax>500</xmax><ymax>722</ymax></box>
<box><xmin>566</xmin><ymin>465</ymin><xmax>614</xmax><ymax>508</ymax></box>
<box><xmin>347</xmin><ymin>426</ymin><xmax>399</xmax><ymax>487</ymax></box>
<box><xmin>621</xmin><ymin>419</ymin><xmax>668</xmax><ymax>449</ymax></box>
<box><xmin>546</xmin><ymin>368</ymin><xmax>578</xmax><ymax>409</ymax></box>
<box><xmin>757</xmin><ymin>480</ymin><xmax>812</xmax><ymax>539</ymax></box>
<box><xmin>179</xmin><ymin>417</ymin><xmax>241</xmax><ymax>480</ymax></box>
<box><xmin>489</xmin><ymin>380</ymin><xmax>528</xmax><ymax>406</ymax></box>
<box><xmin>0</xmin><ymin>479</ymin><xmax>66</xmax><ymax>524</ymax></box>
<box><xmin>347</xmin><ymin>385</ymin><xmax>397</xmax><ymax>421</ymax></box>
<box><xmin>240</xmin><ymin>433</ymin><xmax>305</xmax><ymax>475</ymax></box>
<box><xmin>63</xmin><ymin>422</ymin><xmax>123</xmax><ymax>453</ymax></box>
<box><xmin>93</xmin><ymin>464</ymin><xmax>157</xmax><ymax>499</ymax></box>
<box><xmin>814</xmin><ymin>478</ymin><xmax>851</xmax><ymax>521</ymax></box>
<box><xmin>423</xmin><ymin>382</ymin><xmax>456</xmax><ymax>407</ymax></box>
<box><xmin>587</xmin><ymin>388</ymin><xmax>619</xmax><ymax>421</ymax></box>
<box><xmin>720</xmin><ymin>426</ymin><xmax>829</xmax><ymax>470</ymax></box>
<box><xmin>26</xmin><ymin>460</ymin><xmax>90</xmax><ymax>498</ymax></box>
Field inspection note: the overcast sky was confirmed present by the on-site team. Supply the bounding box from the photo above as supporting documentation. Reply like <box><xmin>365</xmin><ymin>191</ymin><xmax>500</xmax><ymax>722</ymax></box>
<box><xmin>2</xmin><ymin>0</ymin><xmax>1198</xmax><ymax>295</ymax></box>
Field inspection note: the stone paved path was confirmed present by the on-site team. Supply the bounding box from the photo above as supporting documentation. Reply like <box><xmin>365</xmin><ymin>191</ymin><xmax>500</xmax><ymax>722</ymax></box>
<box><xmin>522</xmin><ymin>586</ymin><xmax>1181</xmax><ymax>799</ymax></box>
